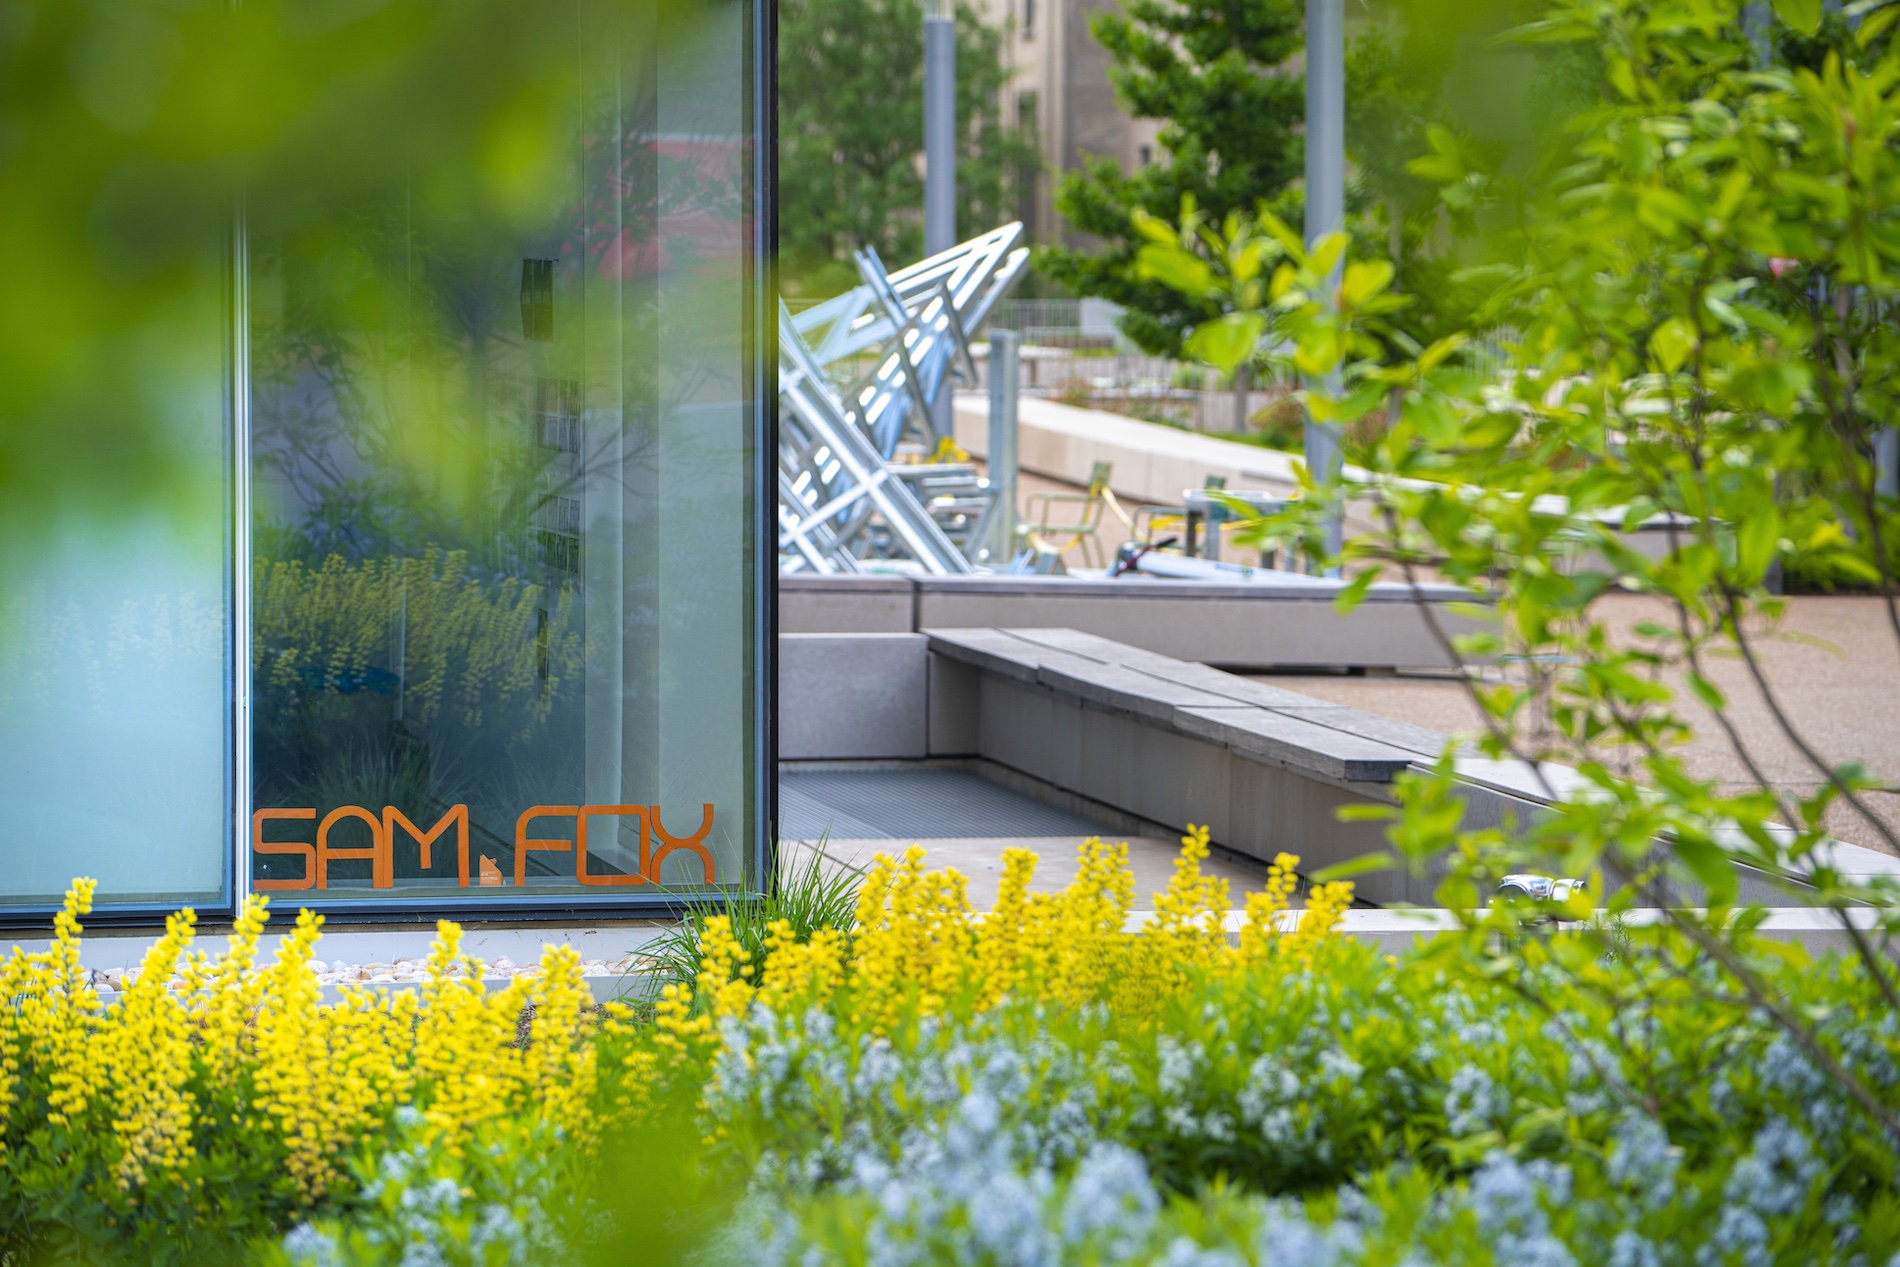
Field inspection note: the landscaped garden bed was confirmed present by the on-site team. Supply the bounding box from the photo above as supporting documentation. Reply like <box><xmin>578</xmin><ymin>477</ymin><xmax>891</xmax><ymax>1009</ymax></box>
<box><xmin>4</xmin><ymin>833</ymin><xmax>1896</xmax><ymax>1265</ymax></box>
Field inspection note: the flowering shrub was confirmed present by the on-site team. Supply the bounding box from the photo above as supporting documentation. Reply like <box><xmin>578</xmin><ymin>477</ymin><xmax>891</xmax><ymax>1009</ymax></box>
<box><xmin>0</xmin><ymin>884</ymin><xmax>607</xmax><ymax>1263</ymax></box>
<box><xmin>613</xmin><ymin>832</ymin><xmax>1900</xmax><ymax>1265</ymax></box>
<box><xmin>8</xmin><ymin>830</ymin><xmax>1900</xmax><ymax>1265</ymax></box>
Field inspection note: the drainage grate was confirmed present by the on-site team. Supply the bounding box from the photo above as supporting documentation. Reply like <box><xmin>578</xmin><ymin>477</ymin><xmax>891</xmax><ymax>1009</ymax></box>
<box><xmin>779</xmin><ymin>767</ymin><xmax>1111</xmax><ymax>841</ymax></box>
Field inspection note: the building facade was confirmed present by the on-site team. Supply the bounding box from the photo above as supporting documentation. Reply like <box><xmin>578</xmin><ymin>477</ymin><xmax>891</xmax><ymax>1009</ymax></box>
<box><xmin>981</xmin><ymin>0</ymin><xmax>1164</xmax><ymax>247</ymax></box>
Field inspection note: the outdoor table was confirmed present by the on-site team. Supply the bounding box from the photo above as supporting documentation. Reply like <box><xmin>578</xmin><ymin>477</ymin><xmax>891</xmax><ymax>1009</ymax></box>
<box><xmin>1182</xmin><ymin>488</ymin><xmax>1290</xmax><ymax>566</ymax></box>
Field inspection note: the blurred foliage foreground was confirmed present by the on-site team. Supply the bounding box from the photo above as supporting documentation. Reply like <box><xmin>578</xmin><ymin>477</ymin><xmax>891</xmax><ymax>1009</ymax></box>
<box><xmin>5</xmin><ymin>831</ymin><xmax>1900</xmax><ymax>1265</ymax></box>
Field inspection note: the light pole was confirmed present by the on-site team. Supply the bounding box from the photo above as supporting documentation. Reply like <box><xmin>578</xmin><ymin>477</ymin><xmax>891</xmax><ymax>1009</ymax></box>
<box><xmin>1304</xmin><ymin>0</ymin><xmax>1344</xmax><ymax>576</ymax></box>
<box><xmin>924</xmin><ymin>0</ymin><xmax>956</xmax><ymax>256</ymax></box>
<box><xmin>987</xmin><ymin>329</ymin><xmax>1021</xmax><ymax>563</ymax></box>
<box><xmin>924</xmin><ymin>0</ymin><xmax>957</xmax><ymax>438</ymax></box>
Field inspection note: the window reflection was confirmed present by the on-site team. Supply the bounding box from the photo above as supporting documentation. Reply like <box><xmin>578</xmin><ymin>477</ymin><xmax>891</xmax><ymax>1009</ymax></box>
<box><xmin>248</xmin><ymin>0</ymin><xmax>758</xmax><ymax>902</ymax></box>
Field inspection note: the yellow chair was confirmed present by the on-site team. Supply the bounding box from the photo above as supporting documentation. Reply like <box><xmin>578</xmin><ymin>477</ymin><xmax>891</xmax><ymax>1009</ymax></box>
<box><xmin>1024</xmin><ymin>461</ymin><xmax>1113</xmax><ymax>568</ymax></box>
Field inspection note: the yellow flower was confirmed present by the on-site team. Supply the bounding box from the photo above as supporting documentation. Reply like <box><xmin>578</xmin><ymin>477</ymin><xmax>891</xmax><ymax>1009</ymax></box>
<box><xmin>848</xmin><ymin>846</ymin><xmax>976</xmax><ymax>1030</ymax></box>
<box><xmin>1283</xmin><ymin>879</ymin><xmax>1355</xmax><ymax>965</ymax></box>
<box><xmin>1236</xmin><ymin>852</ymin><xmax>1302</xmax><ymax>964</ymax></box>
<box><xmin>758</xmin><ymin>920</ymin><xmax>847</xmax><ymax>1013</ymax></box>
<box><xmin>101</xmin><ymin>908</ymin><xmax>199</xmax><ymax>1192</ymax></box>
<box><xmin>1150</xmin><ymin>824</ymin><xmax>1231</xmax><ymax>975</ymax></box>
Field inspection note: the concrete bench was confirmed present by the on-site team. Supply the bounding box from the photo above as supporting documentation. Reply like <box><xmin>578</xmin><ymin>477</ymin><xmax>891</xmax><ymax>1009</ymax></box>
<box><xmin>781</xmin><ymin>626</ymin><xmax>1900</xmax><ymax>906</ymax></box>
<box><xmin>925</xmin><ymin>627</ymin><xmax>1423</xmax><ymax>785</ymax></box>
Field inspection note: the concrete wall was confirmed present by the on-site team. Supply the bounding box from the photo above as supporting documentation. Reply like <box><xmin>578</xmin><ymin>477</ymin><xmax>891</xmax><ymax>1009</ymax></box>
<box><xmin>778</xmin><ymin>633</ymin><xmax>929</xmax><ymax>760</ymax></box>
<box><xmin>780</xmin><ymin>574</ymin><xmax>1479</xmax><ymax>671</ymax></box>
<box><xmin>965</xmin><ymin>672</ymin><xmax>1432</xmax><ymax>901</ymax></box>
<box><xmin>953</xmin><ymin>393</ymin><xmax>1387</xmax><ymax>541</ymax></box>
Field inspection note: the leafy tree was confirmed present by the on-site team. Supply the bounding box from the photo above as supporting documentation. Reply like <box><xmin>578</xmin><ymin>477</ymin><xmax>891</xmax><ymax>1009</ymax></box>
<box><xmin>778</xmin><ymin>0</ymin><xmax>1037</xmax><ymax>296</ymax></box>
<box><xmin>1037</xmin><ymin>0</ymin><xmax>1305</xmax><ymax>357</ymax></box>
<box><xmin>1146</xmin><ymin>0</ymin><xmax>1900</xmax><ymax>1139</ymax></box>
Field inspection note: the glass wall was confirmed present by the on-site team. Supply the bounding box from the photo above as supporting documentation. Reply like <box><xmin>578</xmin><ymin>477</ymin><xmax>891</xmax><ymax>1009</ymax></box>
<box><xmin>244</xmin><ymin>0</ymin><xmax>767</xmax><ymax>908</ymax></box>
<box><xmin>0</xmin><ymin>272</ymin><xmax>234</xmax><ymax>912</ymax></box>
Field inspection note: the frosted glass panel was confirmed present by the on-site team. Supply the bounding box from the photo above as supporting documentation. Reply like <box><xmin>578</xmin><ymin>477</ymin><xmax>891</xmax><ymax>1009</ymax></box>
<box><xmin>0</xmin><ymin>293</ymin><xmax>231</xmax><ymax>908</ymax></box>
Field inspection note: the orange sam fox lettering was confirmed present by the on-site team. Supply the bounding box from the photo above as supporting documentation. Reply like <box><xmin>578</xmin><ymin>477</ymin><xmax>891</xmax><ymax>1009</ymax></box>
<box><xmin>253</xmin><ymin>808</ymin><xmax>316</xmax><ymax>891</ymax></box>
<box><xmin>253</xmin><ymin>802</ymin><xmax>715</xmax><ymax>890</ymax></box>
<box><xmin>515</xmin><ymin>804</ymin><xmax>717</xmax><ymax>887</ymax></box>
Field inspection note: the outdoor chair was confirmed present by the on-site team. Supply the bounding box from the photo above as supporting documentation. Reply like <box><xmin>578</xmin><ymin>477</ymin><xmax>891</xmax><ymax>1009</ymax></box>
<box><xmin>1024</xmin><ymin>460</ymin><xmax>1113</xmax><ymax>568</ymax></box>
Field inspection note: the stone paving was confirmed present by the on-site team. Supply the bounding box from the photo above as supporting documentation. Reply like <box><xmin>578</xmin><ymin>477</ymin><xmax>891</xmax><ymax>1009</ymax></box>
<box><xmin>1256</xmin><ymin>592</ymin><xmax>1900</xmax><ymax>857</ymax></box>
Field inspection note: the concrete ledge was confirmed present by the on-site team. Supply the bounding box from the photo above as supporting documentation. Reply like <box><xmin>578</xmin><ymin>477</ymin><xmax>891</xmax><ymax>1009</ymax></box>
<box><xmin>924</xmin><ymin>627</ymin><xmax>1430</xmax><ymax>901</ymax></box>
<box><xmin>1131</xmin><ymin>906</ymin><xmax>1889</xmax><ymax>955</ymax></box>
<box><xmin>779</xmin><ymin>632</ymin><xmax>929</xmax><ymax>759</ymax></box>
<box><xmin>779</xmin><ymin>574</ymin><xmax>913</xmax><ymax>633</ymax></box>
<box><xmin>914</xmin><ymin>627</ymin><xmax>1874</xmax><ymax>909</ymax></box>
<box><xmin>1172</xmin><ymin>706</ymin><xmax>1419</xmax><ymax>784</ymax></box>
<box><xmin>781</xmin><ymin>572</ymin><xmax>1481</xmax><ymax>671</ymax></box>
<box><xmin>927</xmin><ymin>627</ymin><xmax>1425</xmax><ymax>789</ymax></box>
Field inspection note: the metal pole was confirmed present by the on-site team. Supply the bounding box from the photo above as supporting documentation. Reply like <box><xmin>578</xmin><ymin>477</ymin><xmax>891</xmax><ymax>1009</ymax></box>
<box><xmin>988</xmin><ymin>329</ymin><xmax>1021</xmax><ymax>562</ymax></box>
<box><xmin>924</xmin><ymin>6</ymin><xmax>958</xmax><ymax>439</ymax></box>
<box><xmin>1303</xmin><ymin>0</ymin><xmax>1344</xmax><ymax>577</ymax></box>
<box><xmin>1878</xmin><ymin>428</ymin><xmax>1899</xmax><ymax>500</ymax></box>
<box><xmin>924</xmin><ymin>7</ymin><xmax>957</xmax><ymax>256</ymax></box>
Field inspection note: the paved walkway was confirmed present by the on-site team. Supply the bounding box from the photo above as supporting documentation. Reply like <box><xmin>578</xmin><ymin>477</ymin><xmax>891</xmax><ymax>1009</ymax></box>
<box><xmin>1257</xmin><ymin>593</ymin><xmax>1900</xmax><ymax>856</ymax></box>
<box><xmin>780</xmin><ymin>764</ymin><xmax>1273</xmax><ymax>910</ymax></box>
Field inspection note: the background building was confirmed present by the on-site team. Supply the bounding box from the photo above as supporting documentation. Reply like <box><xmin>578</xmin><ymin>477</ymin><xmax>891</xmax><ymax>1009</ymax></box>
<box><xmin>981</xmin><ymin>0</ymin><xmax>1164</xmax><ymax>246</ymax></box>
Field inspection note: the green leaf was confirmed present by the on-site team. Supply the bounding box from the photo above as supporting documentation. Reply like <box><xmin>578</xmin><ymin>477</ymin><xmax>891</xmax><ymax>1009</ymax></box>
<box><xmin>1858</xmin><ymin>3</ymin><xmax>1900</xmax><ymax>44</ymax></box>
<box><xmin>1340</xmin><ymin>259</ymin><xmax>1395</xmax><ymax>307</ymax></box>
<box><xmin>1135</xmin><ymin>243</ymin><xmax>1214</xmax><ymax>297</ymax></box>
<box><xmin>1674</xmin><ymin>833</ymin><xmax>1739</xmax><ymax>907</ymax></box>
<box><xmin>1686</xmin><ymin>670</ymin><xmax>1727</xmax><ymax>712</ymax></box>
<box><xmin>1775</xmin><ymin>0</ymin><xmax>1823</xmax><ymax>34</ymax></box>
<box><xmin>1736</xmin><ymin>505</ymin><xmax>1781</xmax><ymax>580</ymax></box>
<box><xmin>1416</xmin><ymin>333</ymin><xmax>1468</xmax><ymax>373</ymax></box>
<box><xmin>1256</xmin><ymin>212</ymin><xmax>1306</xmax><ymax>259</ymax></box>
<box><xmin>1309</xmin><ymin>852</ymin><xmax>1396</xmax><ymax>883</ymax></box>
<box><xmin>1649</xmin><ymin>317</ymin><xmax>1696</xmax><ymax>373</ymax></box>
<box><xmin>1183</xmin><ymin>312</ymin><xmax>1265</xmax><ymax>376</ymax></box>
<box><xmin>1130</xmin><ymin>210</ymin><xmax>1178</xmax><ymax>245</ymax></box>
<box><xmin>1333</xmin><ymin>567</ymin><xmax>1379</xmax><ymax>614</ymax></box>
<box><xmin>1308</xmin><ymin>233</ymin><xmax>1347</xmax><ymax>280</ymax></box>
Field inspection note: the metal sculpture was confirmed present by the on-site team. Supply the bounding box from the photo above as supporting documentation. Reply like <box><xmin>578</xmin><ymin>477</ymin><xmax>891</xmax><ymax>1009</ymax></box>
<box><xmin>778</xmin><ymin>223</ymin><xmax>1029</xmax><ymax>574</ymax></box>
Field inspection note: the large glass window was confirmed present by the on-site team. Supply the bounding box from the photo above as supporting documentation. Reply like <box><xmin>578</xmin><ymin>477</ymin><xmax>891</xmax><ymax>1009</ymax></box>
<box><xmin>245</xmin><ymin>0</ymin><xmax>767</xmax><ymax>908</ymax></box>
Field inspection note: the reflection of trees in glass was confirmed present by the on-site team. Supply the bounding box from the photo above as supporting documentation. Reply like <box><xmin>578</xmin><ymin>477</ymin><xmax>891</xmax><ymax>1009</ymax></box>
<box><xmin>249</xmin><ymin>205</ymin><xmax>565</xmax><ymax>576</ymax></box>
<box><xmin>251</xmin><ymin>550</ymin><xmax>587</xmax><ymax>882</ymax></box>
<box><xmin>251</xmin><ymin>552</ymin><xmax>583</xmax><ymax>765</ymax></box>
<box><xmin>253</xmin><ymin>552</ymin><xmax>581</xmax><ymax>747</ymax></box>
<box><xmin>246</xmin><ymin>68</ymin><xmax>749</xmax><ymax>888</ymax></box>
